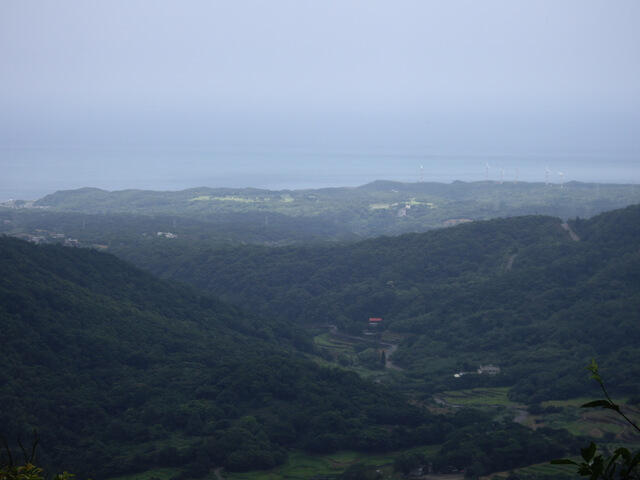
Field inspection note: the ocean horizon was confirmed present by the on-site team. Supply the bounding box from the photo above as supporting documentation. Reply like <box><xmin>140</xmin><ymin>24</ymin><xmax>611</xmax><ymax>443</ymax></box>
<box><xmin>2</xmin><ymin>146</ymin><xmax>639</xmax><ymax>201</ymax></box>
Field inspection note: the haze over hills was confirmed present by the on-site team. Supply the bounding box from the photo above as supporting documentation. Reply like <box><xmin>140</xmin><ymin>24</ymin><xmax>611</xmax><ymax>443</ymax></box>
<box><xmin>1</xmin><ymin>180</ymin><xmax>636</xmax><ymax>244</ymax></box>
<box><xmin>3</xmin><ymin>2</ymin><xmax>640</xmax><ymax>478</ymax></box>
<box><xmin>33</xmin><ymin>180</ymin><xmax>640</xmax><ymax>219</ymax></box>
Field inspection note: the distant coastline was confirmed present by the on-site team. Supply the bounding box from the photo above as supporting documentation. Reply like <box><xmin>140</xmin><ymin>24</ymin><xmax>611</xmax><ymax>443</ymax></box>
<box><xmin>2</xmin><ymin>147</ymin><xmax>639</xmax><ymax>202</ymax></box>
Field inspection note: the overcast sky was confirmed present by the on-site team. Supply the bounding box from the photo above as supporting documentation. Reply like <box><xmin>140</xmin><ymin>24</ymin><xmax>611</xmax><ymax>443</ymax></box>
<box><xmin>1</xmin><ymin>1</ymin><xmax>639</xmax><ymax>153</ymax></box>
<box><xmin>1</xmin><ymin>1</ymin><xmax>639</xmax><ymax>198</ymax></box>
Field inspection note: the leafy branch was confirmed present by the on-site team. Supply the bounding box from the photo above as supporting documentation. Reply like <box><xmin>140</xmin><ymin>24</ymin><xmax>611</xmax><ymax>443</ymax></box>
<box><xmin>551</xmin><ymin>360</ymin><xmax>640</xmax><ymax>480</ymax></box>
<box><xmin>582</xmin><ymin>359</ymin><xmax>640</xmax><ymax>435</ymax></box>
<box><xmin>1</xmin><ymin>432</ymin><xmax>75</xmax><ymax>480</ymax></box>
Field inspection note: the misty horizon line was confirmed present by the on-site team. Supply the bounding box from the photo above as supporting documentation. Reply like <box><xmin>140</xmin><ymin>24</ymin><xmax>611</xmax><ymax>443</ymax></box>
<box><xmin>5</xmin><ymin>177</ymin><xmax>639</xmax><ymax>204</ymax></box>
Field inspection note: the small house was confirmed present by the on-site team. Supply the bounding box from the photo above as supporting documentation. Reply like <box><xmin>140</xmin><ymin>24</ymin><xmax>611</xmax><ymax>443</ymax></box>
<box><xmin>478</xmin><ymin>364</ymin><xmax>501</xmax><ymax>375</ymax></box>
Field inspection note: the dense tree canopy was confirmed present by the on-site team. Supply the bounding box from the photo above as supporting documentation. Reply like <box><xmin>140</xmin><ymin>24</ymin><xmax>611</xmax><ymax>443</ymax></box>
<box><xmin>0</xmin><ymin>237</ymin><xmax>446</xmax><ymax>477</ymax></box>
<box><xmin>3</xmin><ymin>196</ymin><xmax>638</xmax><ymax>479</ymax></box>
<box><xmin>23</xmin><ymin>180</ymin><xmax>640</xmax><ymax>241</ymax></box>
<box><xmin>106</xmin><ymin>206</ymin><xmax>640</xmax><ymax>402</ymax></box>
<box><xmin>0</xmin><ymin>235</ymin><xmax>585</xmax><ymax>479</ymax></box>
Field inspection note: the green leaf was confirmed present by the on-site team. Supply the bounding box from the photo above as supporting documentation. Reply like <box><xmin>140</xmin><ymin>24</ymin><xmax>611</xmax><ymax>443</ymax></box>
<box><xmin>612</xmin><ymin>447</ymin><xmax>632</xmax><ymax>461</ymax></box>
<box><xmin>588</xmin><ymin>460</ymin><xmax>603</xmax><ymax>480</ymax></box>
<box><xmin>582</xmin><ymin>442</ymin><xmax>597</xmax><ymax>463</ymax></box>
<box><xmin>605</xmin><ymin>453</ymin><xmax>624</xmax><ymax>477</ymax></box>
<box><xmin>578</xmin><ymin>465</ymin><xmax>592</xmax><ymax>476</ymax></box>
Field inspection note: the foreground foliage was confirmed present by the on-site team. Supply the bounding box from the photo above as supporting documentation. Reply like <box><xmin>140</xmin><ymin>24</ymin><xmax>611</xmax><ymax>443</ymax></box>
<box><xmin>0</xmin><ymin>463</ymin><xmax>74</xmax><ymax>480</ymax></box>
<box><xmin>552</xmin><ymin>361</ymin><xmax>640</xmax><ymax>480</ymax></box>
<box><xmin>0</xmin><ymin>434</ymin><xmax>72</xmax><ymax>480</ymax></box>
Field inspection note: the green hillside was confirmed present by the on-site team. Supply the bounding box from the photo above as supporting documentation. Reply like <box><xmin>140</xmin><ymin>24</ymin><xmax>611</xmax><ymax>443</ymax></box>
<box><xmin>109</xmin><ymin>205</ymin><xmax>640</xmax><ymax>403</ymax></box>
<box><xmin>0</xmin><ymin>236</ymin><xmax>591</xmax><ymax>480</ymax></box>
<box><xmin>29</xmin><ymin>180</ymin><xmax>640</xmax><ymax>241</ymax></box>
<box><xmin>0</xmin><ymin>237</ymin><xmax>449</xmax><ymax>478</ymax></box>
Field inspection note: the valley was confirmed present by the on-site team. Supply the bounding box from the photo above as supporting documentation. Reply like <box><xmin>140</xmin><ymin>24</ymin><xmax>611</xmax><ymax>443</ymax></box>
<box><xmin>4</xmin><ymin>2</ymin><xmax>639</xmax><ymax>478</ymax></box>
<box><xmin>1</xmin><ymin>182</ymin><xmax>639</xmax><ymax>480</ymax></box>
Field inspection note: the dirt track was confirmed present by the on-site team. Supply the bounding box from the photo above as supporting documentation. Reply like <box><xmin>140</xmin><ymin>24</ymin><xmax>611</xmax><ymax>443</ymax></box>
<box><xmin>561</xmin><ymin>222</ymin><xmax>580</xmax><ymax>241</ymax></box>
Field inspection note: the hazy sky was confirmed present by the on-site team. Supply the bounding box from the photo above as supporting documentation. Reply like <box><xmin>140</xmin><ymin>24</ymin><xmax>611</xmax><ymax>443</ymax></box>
<box><xmin>1</xmin><ymin>1</ymin><xmax>640</xmax><ymax>196</ymax></box>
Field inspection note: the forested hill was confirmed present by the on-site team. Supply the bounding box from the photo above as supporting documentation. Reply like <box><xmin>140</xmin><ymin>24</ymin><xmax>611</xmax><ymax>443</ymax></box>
<box><xmin>0</xmin><ymin>237</ymin><xmax>454</xmax><ymax>478</ymax></box>
<box><xmin>29</xmin><ymin>180</ymin><xmax>640</xmax><ymax>240</ymax></box>
<box><xmin>113</xmin><ymin>205</ymin><xmax>640</xmax><ymax>403</ymax></box>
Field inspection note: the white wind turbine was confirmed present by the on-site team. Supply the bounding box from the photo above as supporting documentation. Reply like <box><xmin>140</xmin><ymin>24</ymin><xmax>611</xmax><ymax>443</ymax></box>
<box><xmin>485</xmin><ymin>163</ymin><xmax>490</xmax><ymax>181</ymax></box>
<box><xmin>545</xmin><ymin>167</ymin><xmax>550</xmax><ymax>187</ymax></box>
<box><xmin>558</xmin><ymin>171</ymin><xmax>564</xmax><ymax>189</ymax></box>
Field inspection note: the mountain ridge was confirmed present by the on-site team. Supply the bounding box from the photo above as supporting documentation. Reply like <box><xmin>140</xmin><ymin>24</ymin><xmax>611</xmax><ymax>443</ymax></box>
<box><xmin>28</xmin><ymin>181</ymin><xmax>640</xmax><ymax>241</ymax></box>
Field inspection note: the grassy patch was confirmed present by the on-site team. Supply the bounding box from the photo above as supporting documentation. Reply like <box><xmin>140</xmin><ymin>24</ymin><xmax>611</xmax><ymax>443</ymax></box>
<box><xmin>224</xmin><ymin>451</ymin><xmax>356</xmax><ymax>480</ymax></box>
<box><xmin>188</xmin><ymin>195</ymin><xmax>261</xmax><ymax>203</ymax></box>
<box><xmin>440</xmin><ymin>387</ymin><xmax>516</xmax><ymax>406</ymax></box>
<box><xmin>405</xmin><ymin>200</ymin><xmax>435</xmax><ymax>207</ymax></box>
<box><xmin>225</xmin><ymin>449</ymin><xmax>433</xmax><ymax>480</ymax></box>
<box><xmin>541</xmin><ymin>397</ymin><xmax>595</xmax><ymax>408</ymax></box>
<box><xmin>313</xmin><ymin>334</ymin><xmax>355</xmax><ymax>353</ymax></box>
<box><xmin>546</xmin><ymin>409</ymin><xmax>632</xmax><ymax>438</ymax></box>
<box><xmin>107</xmin><ymin>468</ymin><xmax>180</xmax><ymax>480</ymax></box>
<box><xmin>379</xmin><ymin>332</ymin><xmax>405</xmax><ymax>344</ymax></box>
<box><xmin>209</xmin><ymin>196</ymin><xmax>259</xmax><ymax>203</ymax></box>
<box><xmin>485</xmin><ymin>460</ymin><xmax>577</xmax><ymax>479</ymax></box>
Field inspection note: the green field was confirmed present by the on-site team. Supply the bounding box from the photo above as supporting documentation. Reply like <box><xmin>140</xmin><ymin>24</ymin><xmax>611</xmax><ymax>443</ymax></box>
<box><xmin>313</xmin><ymin>333</ymin><xmax>356</xmax><ymax>354</ymax></box>
<box><xmin>484</xmin><ymin>460</ymin><xmax>577</xmax><ymax>479</ymax></box>
<box><xmin>540</xmin><ymin>406</ymin><xmax>640</xmax><ymax>441</ymax></box>
<box><xmin>541</xmin><ymin>397</ymin><xmax>597</xmax><ymax>408</ymax></box>
<box><xmin>438</xmin><ymin>387</ymin><xmax>517</xmax><ymax>406</ymax></box>
<box><xmin>108</xmin><ymin>468</ymin><xmax>180</xmax><ymax>480</ymax></box>
<box><xmin>224</xmin><ymin>450</ymin><xmax>415</xmax><ymax>480</ymax></box>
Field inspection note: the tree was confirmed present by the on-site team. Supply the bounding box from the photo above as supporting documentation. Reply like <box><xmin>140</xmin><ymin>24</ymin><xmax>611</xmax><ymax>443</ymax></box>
<box><xmin>341</xmin><ymin>463</ymin><xmax>380</xmax><ymax>480</ymax></box>
<box><xmin>393</xmin><ymin>452</ymin><xmax>424</xmax><ymax>475</ymax></box>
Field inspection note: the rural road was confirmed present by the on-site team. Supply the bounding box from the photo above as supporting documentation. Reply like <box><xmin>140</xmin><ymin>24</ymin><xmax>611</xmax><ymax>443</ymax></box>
<box><xmin>383</xmin><ymin>343</ymin><xmax>403</xmax><ymax>371</ymax></box>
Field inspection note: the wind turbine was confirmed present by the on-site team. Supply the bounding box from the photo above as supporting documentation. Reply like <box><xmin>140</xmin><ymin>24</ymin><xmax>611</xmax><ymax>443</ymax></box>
<box><xmin>545</xmin><ymin>167</ymin><xmax>550</xmax><ymax>187</ymax></box>
<box><xmin>558</xmin><ymin>171</ymin><xmax>564</xmax><ymax>189</ymax></box>
<box><xmin>420</xmin><ymin>164</ymin><xmax>424</xmax><ymax>183</ymax></box>
<box><xmin>514</xmin><ymin>167</ymin><xmax>519</xmax><ymax>184</ymax></box>
<box><xmin>485</xmin><ymin>163</ymin><xmax>490</xmax><ymax>181</ymax></box>
<box><xmin>500</xmin><ymin>168</ymin><xmax>504</xmax><ymax>184</ymax></box>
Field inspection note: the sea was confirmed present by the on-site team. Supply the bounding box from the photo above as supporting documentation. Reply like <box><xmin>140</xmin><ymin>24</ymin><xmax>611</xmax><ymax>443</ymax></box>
<box><xmin>2</xmin><ymin>146</ymin><xmax>639</xmax><ymax>201</ymax></box>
